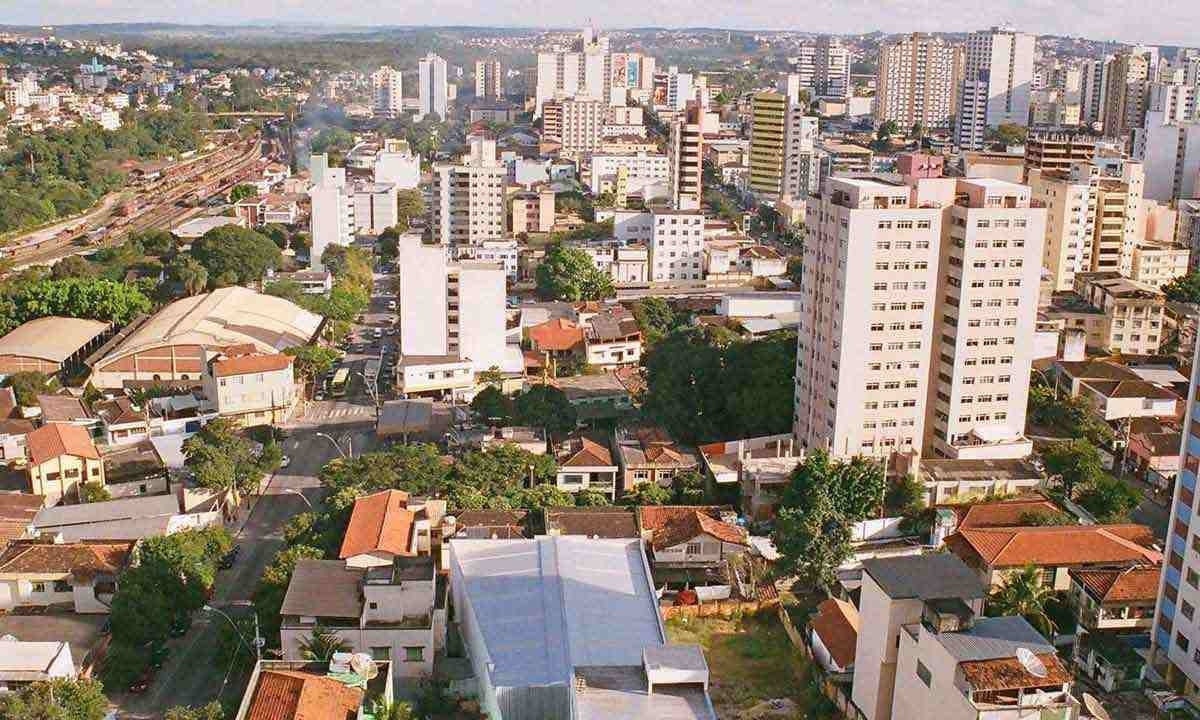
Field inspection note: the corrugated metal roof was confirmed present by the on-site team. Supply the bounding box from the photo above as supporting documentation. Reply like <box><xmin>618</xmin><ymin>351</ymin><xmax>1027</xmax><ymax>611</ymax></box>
<box><xmin>934</xmin><ymin>616</ymin><xmax>1054</xmax><ymax>662</ymax></box>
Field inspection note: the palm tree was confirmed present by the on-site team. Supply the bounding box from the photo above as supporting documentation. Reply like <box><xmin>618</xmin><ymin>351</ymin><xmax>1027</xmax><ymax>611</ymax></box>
<box><xmin>988</xmin><ymin>565</ymin><xmax>1058</xmax><ymax>638</ymax></box>
<box><xmin>370</xmin><ymin>700</ymin><xmax>415</xmax><ymax>720</ymax></box>
<box><xmin>298</xmin><ymin>627</ymin><xmax>351</xmax><ymax>662</ymax></box>
<box><xmin>172</xmin><ymin>256</ymin><xmax>209</xmax><ymax>296</ymax></box>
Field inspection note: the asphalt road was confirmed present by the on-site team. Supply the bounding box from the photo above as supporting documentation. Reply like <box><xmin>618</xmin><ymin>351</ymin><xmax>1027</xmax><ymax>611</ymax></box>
<box><xmin>113</xmin><ymin>275</ymin><xmax>395</xmax><ymax>717</ymax></box>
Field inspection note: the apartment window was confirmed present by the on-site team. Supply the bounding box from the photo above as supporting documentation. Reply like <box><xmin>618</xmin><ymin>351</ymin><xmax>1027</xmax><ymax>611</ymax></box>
<box><xmin>31</xmin><ymin>582</ymin><xmax>47</xmax><ymax>593</ymax></box>
<box><xmin>916</xmin><ymin>660</ymin><xmax>932</xmax><ymax>687</ymax></box>
<box><xmin>1184</xmin><ymin>600</ymin><xmax>1196</xmax><ymax>622</ymax></box>
<box><xmin>1189</xmin><ymin>568</ymin><xmax>1200</xmax><ymax>589</ymax></box>
<box><xmin>870</xmin><ymin>343</ymin><xmax>884</xmax><ymax>351</ymax></box>
<box><xmin>370</xmin><ymin>647</ymin><xmax>391</xmax><ymax>661</ymax></box>
<box><xmin>404</xmin><ymin>646</ymin><xmax>425</xmax><ymax>662</ymax></box>
<box><xmin>1178</xmin><ymin>633</ymin><xmax>1191</xmax><ymax>653</ymax></box>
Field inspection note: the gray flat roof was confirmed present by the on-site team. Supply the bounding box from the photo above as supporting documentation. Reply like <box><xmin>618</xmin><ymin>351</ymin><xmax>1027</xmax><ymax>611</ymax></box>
<box><xmin>449</xmin><ymin>536</ymin><xmax>664</xmax><ymax>688</ymax></box>
<box><xmin>935</xmin><ymin>616</ymin><xmax>1054</xmax><ymax>662</ymax></box>
<box><xmin>574</xmin><ymin>666</ymin><xmax>716</xmax><ymax>720</ymax></box>
<box><xmin>33</xmin><ymin>493</ymin><xmax>179</xmax><ymax>530</ymax></box>
<box><xmin>862</xmin><ymin>554</ymin><xmax>985</xmax><ymax>601</ymax></box>
<box><xmin>280</xmin><ymin>559</ymin><xmax>364</xmax><ymax>619</ymax></box>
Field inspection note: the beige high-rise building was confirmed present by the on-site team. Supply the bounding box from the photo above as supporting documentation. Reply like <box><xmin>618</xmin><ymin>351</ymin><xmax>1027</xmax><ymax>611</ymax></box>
<box><xmin>875</xmin><ymin>33</ymin><xmax>963</xmax><ymax>132</ymax></box>
<box><xmin>554</xmin><ymin>98</ymin><xmax>605</xmax><ymax>157</ymax></box>
<box><xmin>371</xmin><ymin>66</ymin><xmax>403</xmax><ymax>118</ymax></box>
<box><xmin>474</xmin><ymin>59</ymin><xmax>503</xmax><ymax>100</ymax></box>
<box><xmin>430</xmin><ymin>136</ymin><xmax>506</xmax><ymax>246</ymax></box>
<box><xmin>749</xmin><ymin>92</ymin><xmax>788</xmax><ymax>197</ymax></box>
<box><xmin>1102</xmin><ymin>50</ymin><xmax>1150</xmax><ymax>139</ymax></box>
<box><xmin>668</xmin><ymin>103</ymin><xmax>703</xmax><ymax>210</ymax></box>
<box><xmin>795</xmin><ymin>176</ymin><xmax>1045</xmax><ymax>462</ymax></box>
<box><xmin>1028</xmin><ymin>163</ymin><xmax>1099</xmax><ymax>292</ymax></box>
<box><xmin>1091</xmin><ymin>161</ymin><xmax>1145</xmax><ymax>275</ymax></box>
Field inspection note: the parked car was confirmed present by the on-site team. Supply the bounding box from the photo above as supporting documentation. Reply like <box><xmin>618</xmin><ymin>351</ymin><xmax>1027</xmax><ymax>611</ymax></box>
<box><xmin>387</xmin><ymin>300</ymin><xmax>396</xmax><ymax>311</ymax></box>
<box><xmin>218</xmin><ymin>545</ymin><xmax>242</xmax><ymax>570</ymax></box>
<box><xmin>128</xmin><ymin>671</ymin><xmax>153</xmax><ymax>694</ymax></box>
<box><xmin>280</xmin><ymin>456</ymin><xmax>291</xmax><ymax>469</ymax></box>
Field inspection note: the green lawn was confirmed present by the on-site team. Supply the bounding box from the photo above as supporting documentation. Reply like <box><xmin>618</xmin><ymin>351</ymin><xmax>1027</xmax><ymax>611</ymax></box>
<box><xmin>665</xmin><ymin>611</ymin><xmax>835</xmax><ymax>719</ymax></box>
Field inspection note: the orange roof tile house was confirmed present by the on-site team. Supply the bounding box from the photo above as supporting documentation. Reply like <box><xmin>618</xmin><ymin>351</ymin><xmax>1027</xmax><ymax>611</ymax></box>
<box><xmin>25</xmin><ymin>424</ymin><xmax>104</xmax><ymax>505</ymax></box>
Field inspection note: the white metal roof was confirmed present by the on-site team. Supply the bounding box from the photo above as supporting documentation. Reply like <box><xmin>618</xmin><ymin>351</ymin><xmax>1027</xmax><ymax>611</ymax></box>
<box><xmin>0</xmin><ymin>317</ymin><xmax>109</xmax><ymax>363</ymax></box>
<box><xmin>449</xmin><ymin>536</ymin><xmax>665</xmax><ymax>688</ymax></box>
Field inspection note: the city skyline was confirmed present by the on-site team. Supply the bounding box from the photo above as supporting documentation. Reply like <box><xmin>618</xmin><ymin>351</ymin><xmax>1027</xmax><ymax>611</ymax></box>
<box><xmin>7</xmin><ymin>0</ymin><xmax>1200</xmax><ymax>47</ymax></box>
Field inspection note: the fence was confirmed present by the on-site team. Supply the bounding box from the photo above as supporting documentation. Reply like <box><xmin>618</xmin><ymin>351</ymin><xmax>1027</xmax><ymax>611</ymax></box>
<box><xmin>777</xmin><ymin>604</ymin><xmax>867</xmax><ymax>720</ymax></box>
<box><xmin>660</xmin><ymin>596</ymin><xmax>777</xmax><ymax>621</ymax></box>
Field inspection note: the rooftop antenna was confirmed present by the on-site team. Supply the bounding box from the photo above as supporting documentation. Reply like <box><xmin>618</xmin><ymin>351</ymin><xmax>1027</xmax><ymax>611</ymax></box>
<box><xmin>1015</xmin><ymin>647</ymin><xmax>1048</xmax><ymax>679</ymax></box>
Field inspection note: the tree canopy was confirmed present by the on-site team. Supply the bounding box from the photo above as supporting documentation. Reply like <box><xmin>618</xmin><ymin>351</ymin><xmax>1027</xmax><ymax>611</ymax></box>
<box><xmin>642</xmin><ymin>328</ymin><xmax>796</xmax><ymax>444</ymax></box>
<box><xmin>188</xmin><ymin>225</ymin><xmax>281</xmax><ymax>287</ymax></box>
<box><xmin>1042</xmin><ymin>439</ymin><xmax>1104</xmax><ymax>499</ymax></box>
<box><xmin>535</xmin><ymin>243</ymin><xmax>615</xmax><ymax>302</ymax></box>
<box><xmin>183</xmin><ymin>418</ymin><xmax>271</xmax><ymax>509</ymax></box>
<box><xmin>0</xmin><ymin>277</ymin><xmax>152</xmax><ymax>335</ymax></box>
<box><xmin>512</xmin><ymin>384</ymin><xmax>578</xmax><ymax>435</ymax></box>
<box><xmin>0</xmin><ymin>679</ymin><xmax>108</xmax><ymax>720</ymax></box>
<box><xmin>1163</xmin><ymin>272</ymin><xmax>1200</xmax><ymax>304</ymax></box>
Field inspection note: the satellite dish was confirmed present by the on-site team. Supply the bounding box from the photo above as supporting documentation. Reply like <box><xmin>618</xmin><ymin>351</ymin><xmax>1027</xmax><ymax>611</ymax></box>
<box><xmin>1016</xmin><ymin>647</ymin><xmax>1048</xmax><ymax>679</ymax></box>
<box><xmin>0</xmin><ymin>634</ymin><xmax>17</xmax><ymax>642</ymax></box>
<box><xmin>1083</xmin><ymin>693</ymin><xmax>1113</xmax><ymax>720</ymax></box>
<box><xmin>349</xmin><ymin>653</ymin><xmax>373</xmax><ymax>674</ymax></box>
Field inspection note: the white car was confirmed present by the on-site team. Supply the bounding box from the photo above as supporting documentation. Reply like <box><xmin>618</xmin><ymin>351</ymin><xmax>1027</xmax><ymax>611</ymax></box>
<box><xmin>279</xmin><ymin>456</ymin><xmax>291</xmax><ymax>469</ymax></box>
<box><xmin>387</xmin><ymin>300</ymin><xmax>397</xmax><ymax>311</ymax></box>
<box><xmin>373</xmin><ymin>328</ymin><xmax>383</xmax><ymax>338</ymax></box>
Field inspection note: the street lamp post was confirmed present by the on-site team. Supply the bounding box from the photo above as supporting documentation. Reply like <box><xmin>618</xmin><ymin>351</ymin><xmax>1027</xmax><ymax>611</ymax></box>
<box><xmin>203</xmin><ymin>604</ymin><xmax>263</xmax><ymax>662</ymax></box>
<box><xmin>281</xmin><ymin>488</ymin><xmax>313</xmax><ymax>509</ymax></box>
<box><xmin>315</xmin><ymin>432</ymin><xmax>348</xmax><ymax>459</ymax></box>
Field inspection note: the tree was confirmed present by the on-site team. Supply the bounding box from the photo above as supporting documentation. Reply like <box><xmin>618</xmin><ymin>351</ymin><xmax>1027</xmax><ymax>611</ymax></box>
<box><xmin>264</xmin><ymin>279</ymin><xmax>305</xmax><ymax>303</ymax></box>
<box><xmin>0</xmin><ymin>678</ymin><xmax>109</xmax><ymax>720</ymax></box>
<box><xmin>1018</xmin><ymin>509</ymin><xmax>1075</xmax><ymax>526</ymax></box>
<box><xmin>631</xmin><ymin>297</ymin><xmax>680</xmax><ymax>345</ymax></box>
<box><xmin>673</xmin><ymin>471</ymin><xmax>709</xmax><ymax>504</ymax></box>
<box><xmin>80</xmin><ymin>483</ymin><xmax>111</xmax><ymax>503</ymax></box>
<box><xmin>988</xmin><ymin>565</ymin><xmax>1058</xmax><ymax>638</ymax></box>
<box><xmin>395</xmin><ymin>189</ymin><xmax>424</xmax><ymax>231</ymax></box>
<box><xmin>284</xmin><ymin>345</ymin><xmax>340</xmax><ymax>383</ymax></box>
<box><xmin>1075</xmin><ymin>475</ymin><xmax>1141</xmax><ymax>523</ymax></box>
<box><xmin>513</xmin><ymin>384</ymin><xmax>577</xmax><ymax>435</ymax></box>
<box><xmin>164</xmin><ymin>702</ymin><xmax>226</xmax><ymax>720</ymax></box>
<box><xmin>512</xmin><ymin>484</ymin><xmax>576</xmax><ymax>511</ymax></box>
<box><xmin>51</xmin><ymin>255</ymin><xmax>95</xmax><ymax>280</ymax></box>
<box><xmin>574</xmin><ymin>489</ymin><xmax>612</xmax><ymax>506</ymax></box>
<box><xmin>229</xmin><ymin>183</ymin><xmax>258</xmax><ymax>203</ymax></box>
<box><xmin>470</xmin><ymin>386</ymin><xmax>513</xmax><ymax>423</ymax></box>
<box><xmin>255</xmin><ymin>544</ymin><xmax>325</xmax><ymax>643</ymax></box>
<box><xmin>189</xmin><ymin>225</ymin><xmax>281</xmax><ymax>287</ymax></box>
<box><xmin>3</xmin><ymin>371</ymin><xmax>52</xmax><ymax>406</ymax></box>
<box><xmin>319</xmin><ymin>444</ymin><xmax>451</xmax><ymax>510</ymax></box>
<box><xmin>884</xmin><ymin>475</ymin><xmax>926</xmax><ymax>515</ymax></box>
<box><xmin>298</xmin><ymin>626</ymin><xmax>352</xmax><ymax>662</ymax></box>
<box><xmin>169</xmin><ymin>255</ymin><xmax>209</xmax><ymax>296</ymax></box>
<box><xmin>7</xmin><ymin>278</ymin><xmax>152</xmax><ymax>331</ymax></box>
<box><xmin>1042</xmin><ymin>439</ymin><xmax>1104</xmax><ymax>499</ymax></box>
<box><xmin>371</xmin><ymin>700</ymin><xmax>416</xmax><ymax>720</ymax></box>
<box><xmin>621</xmin><ymin>481</ymin><xmax>673</xmax><ymax>506</ymax></box>
<box><xmin>1163</xmin><ymin>272</ymin><xmax>1200</xmax><ymax>304</ymax></box>
<box><xmin>183</xmin><ymin>418</ymin><xmax>264</xmax><ymax>513</ymax></box>
<box><xmin>992</xmin><ymin>123</ymin><xmax>1029</xmax><ymax>147</ymax></box>
<box><xmin>773</xmin><ymin>493</ymin><xmax>853</xmax><ymax>590</ymax></box>
<box><xmin>535</xmin><ymin>243</ymin><xmax>615</xmax><ymax>301</ymax></box>
<box><xmin>478</xmin><ymin>365</ymin><xmax>505</xmax><ymax>386</ymax></box>
<box><xmin>780</xmin><ymin>450</ymin><xmax>885</xmax><ymax>524</ymax></box>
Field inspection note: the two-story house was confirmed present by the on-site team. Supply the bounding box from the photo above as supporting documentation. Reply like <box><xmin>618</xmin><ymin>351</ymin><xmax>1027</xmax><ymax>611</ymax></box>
<box><xmin>0</xmin><ymin>538</ymin><xmax>134</xmax><ymax>614</ymax></box>
<box><xmin>279</xmin><ymin>490</ymin><xmax>446</xmax><ymax>677</ymax></box>
<box><xmin>583</xmin><ymin>309</ymin><xmax>642</xmax><ymax>368</ymax></box>
<box><xmin>1070</xmin><ymin>565</ymin><xmax>1159</xmax><ymax>691</ymax></box>
<box><xmin>25</xmin><ymin>424</ymin><xmax>105</xmax><ymax>505</ymax></box>
<box><xmin>92</xmin><ymin>396</ymin><xmax>149</xmax><ymax>446</ymax></box>
<box><xmin>202</xmin><ymin>345</ymin><xmax>298</xmax><ymax>426</ymax></box>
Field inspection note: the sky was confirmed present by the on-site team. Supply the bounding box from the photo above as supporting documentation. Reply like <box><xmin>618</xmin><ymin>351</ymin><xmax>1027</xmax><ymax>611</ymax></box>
<box><xmin>6</xmin><ymin>0</ymin><xmax>1200</xmax><ymax>47</ymax></box>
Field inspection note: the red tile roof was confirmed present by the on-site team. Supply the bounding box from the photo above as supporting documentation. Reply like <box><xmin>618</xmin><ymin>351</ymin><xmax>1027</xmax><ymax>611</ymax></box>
<box><xmin>338</xmin><ymin>489</ymin><xmax>416</xmax><ymax>560</ymax></box>
<box><xmin>949</xmin><ymin>495</ymin><xmax>1062</xmax><ymax>530</ymax></box>
<box><xmin>945</xmin><ymin>524</ymin><xmax>1161</xmax><ymax>569</ymax></box>
<box><xmin>528</xmin><ymin>318</ymin><xmax>584</xmax><ymax>352</ymax></box>
<box><xmin>559</xmin><ymin>435</ymin><xmax>614</xmax><ymax>467</ymax></box>
<box><xmin>810</xmin><ymin>598</ymin><xmax>859</xmax><ymax>670</ymax></box>
<box><xmin>1070</xmin><ymin>566</ymin><xmax>1161</xmax><ymax>603</ymax></box>
<box><xmin>213</xmin><ymin>353</ymin><xmax>293</xmax><ymax>377</ymax></box>
<box><xmin>639</xmin><ymin>506</ymin><xmax>747</xmax><ymax>550</ymax></box>
<box><xmin>26</xmin><ymin>423</ymin><xmax>100</xmax><ymax>465</ymax></box>
<box><xmin>245</xmin><ymin>670</ymin><xmax>363</xmax><ymax>720</ymax></box>
<box><xmin>0</xmin><ymin>538</ymin><xmax>134</xmax><ymax>581</ymax></box>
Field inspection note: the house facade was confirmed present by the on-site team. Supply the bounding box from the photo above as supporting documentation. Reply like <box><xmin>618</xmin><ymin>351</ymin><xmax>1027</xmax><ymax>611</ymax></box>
<box><xmin>25</xmin><ymin>424</ymin><xmax>105</xmax><ymax>505</ymax></box>
<box><xmin>0</xmin><ymin>538</ymin><xmax>134</xmax><ymax>614</ymax></box>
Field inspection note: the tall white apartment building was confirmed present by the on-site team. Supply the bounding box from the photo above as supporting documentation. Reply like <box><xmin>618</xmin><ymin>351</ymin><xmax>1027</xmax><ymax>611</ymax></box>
<box><xmin>1148</xmin><ymin>82</ymin><xmax>1197</xmax><ymax>124</ymax></box>
<box><xmin>1080</xmin><ymin>58</ymin><xmax>1110</xmax><ymax>128</ymax></box>
<box><xmin>474</xmin><ymin>59</ymin><xmax>503</xmax><ymax>100</ymax></box>
<box><xmin>1135</xmin><ymin>112</ymin><xmax>1200</xmax><ymax>202</ymax></box>
<box><xmin>791</xmin><ymin>36</ymin><xmax>850</xmax><ymax>100</ymax></box>
<box><xmin>667</xmin><ymin>103</ymin><xmax>703</xmax><ymax>210</ymax></box>
<box><xmin>665</xmin><ymin>67</ymin><xmax>693</xmax><ymax>111</ymax></box>
<box><xmin>307</xmin><ymin>154</ymin><xmax>354</xmax><ymax>270</ymax></box>
<box><xmin>876</xmin><ymin>33</ymin><xmax>963</xmax><ymax>132</ymax></box>
<box><xmin>373</xmin><ymin>138</ymin><xmax>420</xmax><ymax>189</ymax></box>
<box><xmin>556</xmin><ymin>98</ymin><xmax>605</xmax><ymax>157</ymax></box>
<box><xmin>648</xmin><ymin>209</ymin><xmax>705</xmax><ymax>282</ymax></box>
<box><xmin>783</xmin><ymin>111</ymin><xmax>820</xmax><ymax>199</ymax></box>
<box><xmin>794</xmin><ymin>176</ymin><xmax>1045</xmax><ymax>462</ymax></box>
<box><xmin>371</xmin><ymin>66</ymin><xmax>403</xmax><ymax>118</ymax></box>
<box><xmin>430</xmin><ymin>137</ymin><xmax>505</xmax><ymax>246</ymax></box>
<box><xmin>352</xmin><ymin>182</ymin><xmax>398</xmax><ymax>235</ymax></box>
<box><xmin>1102</xmin><ymin>50</ymin><xmax>1151</xmax><ymax>138</ymax></box>
<box><xmin>534</xmin><ymin>26</ymin><xmax>610</xmax><ymax>118</ymax></box>
<box><xmin>418</xmin><ymin>53</ymin><xmax>448</xmax><ymax>121</ymax></box>
<box><xmin>396</xmin><ymin>236</ymin><xmax>507</xmax><ymax>389</ymax></box>
<box><xmin>956</xmin><ymin>26</ymin><xmax>1035</xmax><ymax>151</ymax></box>
<box><xmin>1028</xmin><ymin>162</ymin><xmax>1099</xmax><ymax>291</ymax></box>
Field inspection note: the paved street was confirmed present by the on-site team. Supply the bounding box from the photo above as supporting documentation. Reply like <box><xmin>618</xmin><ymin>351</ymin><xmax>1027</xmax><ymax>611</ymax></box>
<box><xmin>112</xmin><ymin>272</ymin><xmax>396</xmax><ymax>718</ymax></box>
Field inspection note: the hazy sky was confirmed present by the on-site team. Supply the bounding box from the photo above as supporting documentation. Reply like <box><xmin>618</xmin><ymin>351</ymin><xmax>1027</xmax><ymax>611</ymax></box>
<box><xmin>8</xmin><ymin>1</ymin><xmax>1200</xmax><ymax>46</ymax></box>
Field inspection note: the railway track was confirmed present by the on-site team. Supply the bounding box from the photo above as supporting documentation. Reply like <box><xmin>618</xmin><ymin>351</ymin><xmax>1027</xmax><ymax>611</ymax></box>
<box><xmin>4</xmin><ymin>138</ymin><xmax>265</xmax><ymax>270</ymax></box>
